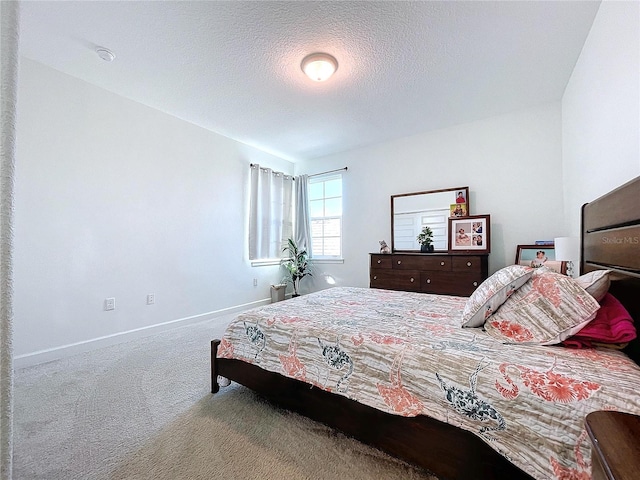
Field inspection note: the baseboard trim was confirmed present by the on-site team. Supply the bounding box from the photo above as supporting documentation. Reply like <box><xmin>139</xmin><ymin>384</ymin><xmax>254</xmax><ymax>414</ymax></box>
<box><xmin>14</xmin><ymin>298</ymin><xmax>271</xmax><ymax>369</ymax></box>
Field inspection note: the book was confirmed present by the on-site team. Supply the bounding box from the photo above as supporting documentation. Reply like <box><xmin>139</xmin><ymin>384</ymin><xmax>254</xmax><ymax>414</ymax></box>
<box><xmin>535</xmin><ymin>240</ymin><xmax>554</xmax><ymax>245</ymax></box>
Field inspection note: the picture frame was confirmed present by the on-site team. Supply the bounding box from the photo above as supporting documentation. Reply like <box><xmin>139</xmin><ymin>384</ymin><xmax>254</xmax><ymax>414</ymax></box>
<box><xmin>449</xmin><ymin>203</ymin><xmax>468</xmax><ymax>218</ymax></box>
<box><xmin>453</xmin><ymin>189</ymin><xmax>467</xmax><ymax>205</ymax></box>
<box><xmin>515</xmin><ymin>244</ymin><xmax>567</xmax><ymax>275</ymax></box>
<box><xmin>448</xmin><ymin>214</ymin><xmax>490</xmax><ymax>253</ymax></box>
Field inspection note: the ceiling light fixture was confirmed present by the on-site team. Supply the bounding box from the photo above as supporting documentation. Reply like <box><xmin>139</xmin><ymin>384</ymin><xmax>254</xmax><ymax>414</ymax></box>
<box><xmin>96</xmin><ymin>47</ymin><xmax>115</xmax><ymax>62</ymax></box>
<box><xmin>301</xmin><ymin>53</ymin><xmax>338</xmax><ymax>82</ymax></box>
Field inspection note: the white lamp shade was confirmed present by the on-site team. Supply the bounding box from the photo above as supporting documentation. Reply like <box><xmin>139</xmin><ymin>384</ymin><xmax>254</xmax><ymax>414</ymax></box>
<box><xmin>301</xmin><ymin>53</ymin><xmax>338</xmax><ymax>82</ymax></box>
<box><xmin>554</xmin><ymin>237</ymin><xmax>580</xmax><ymax>262</ymax></box>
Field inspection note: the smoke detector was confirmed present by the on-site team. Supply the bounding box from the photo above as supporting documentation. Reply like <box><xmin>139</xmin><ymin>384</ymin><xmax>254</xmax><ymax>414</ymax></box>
<box><xmin>96</xmin><ymin>47</ymin><xmax>115</xmax><ymax>62</ymax></box>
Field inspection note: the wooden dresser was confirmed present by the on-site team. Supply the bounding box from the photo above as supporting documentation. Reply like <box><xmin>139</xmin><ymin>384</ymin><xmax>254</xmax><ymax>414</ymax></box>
<box><xmin>370</xmin><ymin>253</ymin><xmax>488</xmax><ymax>297</ymax></box>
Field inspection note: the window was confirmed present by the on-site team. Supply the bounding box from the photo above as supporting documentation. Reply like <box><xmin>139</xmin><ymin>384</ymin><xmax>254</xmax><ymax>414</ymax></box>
<box><xmin>309</xmin><ymin>173</ymin><xmax>342</xmax><ymax>258</ymax></box>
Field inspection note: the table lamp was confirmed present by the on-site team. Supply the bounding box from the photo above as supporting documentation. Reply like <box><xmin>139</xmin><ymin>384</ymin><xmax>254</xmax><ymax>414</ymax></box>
<box><xmin>554</xmin><ymin>236</ymin><xmax>580</xmax><ymax>277</ymax></box>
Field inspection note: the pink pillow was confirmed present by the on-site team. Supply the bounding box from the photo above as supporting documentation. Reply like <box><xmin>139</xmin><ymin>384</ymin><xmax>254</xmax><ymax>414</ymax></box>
<box><xmin>561</xmin><ymin>293</ymin><xmax>636</xmax><ymax>348</ymax></box>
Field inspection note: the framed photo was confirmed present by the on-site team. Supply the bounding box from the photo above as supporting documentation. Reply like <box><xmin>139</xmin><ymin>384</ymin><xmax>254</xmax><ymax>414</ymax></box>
<box><xmin>454</xmin><ymin>189</ymin><xmax>467</xmax><ymax>205</ymax></box>
<box><xmin>448</xmin><ymin>215</ymin><xmax>490</xmax><ymax>253</ymax></box>
<box><xmin>515</xmin><ymin>245</ymin><xmax>567</xmax><ymax>274</ymax></box>
<box><xmin>449</xmin><ymin>203</ymin><xmax>468</xmax><ymax>218</ymax></box>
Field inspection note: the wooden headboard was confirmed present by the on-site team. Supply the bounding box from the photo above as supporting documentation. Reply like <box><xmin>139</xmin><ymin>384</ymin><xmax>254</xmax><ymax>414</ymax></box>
<box><xmin>581</xmin><ymin>175</ymin><xmax>640</xmax><ymax>363</ymax></box>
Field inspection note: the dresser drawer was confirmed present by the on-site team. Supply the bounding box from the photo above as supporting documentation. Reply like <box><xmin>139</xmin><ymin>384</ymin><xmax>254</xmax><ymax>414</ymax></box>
<box><xmin>370</xmin><ymin>254</ymin><xmax>392</xmax><ymax>269</ymax></box>
<box><xmin>421</xmin><ymin>272</ymin><xmax>483</xmax><ymax>296</ymax></box>
<box><xmin>392</xmin><ymin>255</ymin><xmax>451</xmax><ymax>271</ymax></box>
<box><xmin>370</xmin><ymin>270</ymin><xmax>421</xmax><ymax>292</ymax></box>
<box><xmin>452</xmin><ymin>256</ymin><xmax>484</xmax><ymax>273</ymax></box>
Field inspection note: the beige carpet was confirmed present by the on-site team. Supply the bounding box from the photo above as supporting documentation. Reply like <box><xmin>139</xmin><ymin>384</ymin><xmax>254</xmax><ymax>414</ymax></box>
<box><xmin>13</xmin><ymin>313</ymin><xmax>438</xmax><ymax>480</ymax></box>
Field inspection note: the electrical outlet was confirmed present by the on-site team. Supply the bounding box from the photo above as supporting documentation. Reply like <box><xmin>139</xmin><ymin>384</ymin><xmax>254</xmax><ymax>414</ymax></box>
<box><xmin>105</xmin><ymin>298</ymin><xmax>115</xmax><ymax>311</ymax></box>
<box><xmin>146</xmin><ymin>294</ymin><xmax>155</xmax><ymax>305</ymax></box>
<box><xmin>253</xmin><ymin>278</ymin><xmax>258</xmax><ymax>287</ymax></box>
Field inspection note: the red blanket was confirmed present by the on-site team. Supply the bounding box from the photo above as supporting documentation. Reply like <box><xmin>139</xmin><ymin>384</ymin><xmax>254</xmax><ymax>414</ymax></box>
<box><xmin>562</xmin><ymin>293</ymin><xmax>636</xmax><ymax>349</ymax></box>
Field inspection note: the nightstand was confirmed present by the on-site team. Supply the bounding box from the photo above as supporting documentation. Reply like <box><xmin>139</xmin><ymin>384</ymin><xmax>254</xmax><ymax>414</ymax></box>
<box><xmin>585</xmin><ymin>411</ymin><xmax>640</xmax><ymax>480</ymax></box>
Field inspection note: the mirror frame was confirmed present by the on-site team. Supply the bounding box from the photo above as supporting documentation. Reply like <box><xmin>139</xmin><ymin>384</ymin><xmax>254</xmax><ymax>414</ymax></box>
<box><xmin>391</xmin><ymin>186</ymin><xmax>470</xmax><ymax>253</ymax></box>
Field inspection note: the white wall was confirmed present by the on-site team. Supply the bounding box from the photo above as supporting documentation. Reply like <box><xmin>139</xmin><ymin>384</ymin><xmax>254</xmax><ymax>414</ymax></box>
<box><xmin>16</xmin><ymin>0</ymin><xmax>638</xmax><ymax>363</ymax></box>
<box><xmin>297</xmin><ymin>103</ymin><xmax>565</xmax><ymax>290</ymax></box>
<box><xmin>562</xmin><ymin>0</ymin><xmax>640</xmax><ymax>236</ymax></box>
<box><xmin>14</xmin><ymin>59</ymin><xmax>292</xmax><ymax>362</ymax></box>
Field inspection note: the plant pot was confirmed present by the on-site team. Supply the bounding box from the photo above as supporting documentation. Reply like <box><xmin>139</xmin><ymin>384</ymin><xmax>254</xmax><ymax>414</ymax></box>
<box><xmin>420</xmin><ymin>245</ymin><xmax>434</xmax><ymax>253</ymax></box>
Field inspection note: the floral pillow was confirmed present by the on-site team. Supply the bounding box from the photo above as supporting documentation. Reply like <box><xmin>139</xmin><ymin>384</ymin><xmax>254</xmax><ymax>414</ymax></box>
<box><xmin>461</xmin><ymin>265</ymin><xmax>534</xmax><ymax>328</ymax></box>
<box><xmin>484</xmin><ymin>269</ymin><xmax>600</xmax><ymax>345</ymax></box>
<box><xmin>575</xmin><ymin>270</ymin><xmax>611</xmax><ymax>302</ymax></box>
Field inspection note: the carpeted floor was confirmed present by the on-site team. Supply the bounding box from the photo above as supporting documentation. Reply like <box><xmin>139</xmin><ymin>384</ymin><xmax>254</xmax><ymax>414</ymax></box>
<box><xmin>13</xmin><ymin>313</ymin><xmax>438</xmax><ymax>480</ymax></box>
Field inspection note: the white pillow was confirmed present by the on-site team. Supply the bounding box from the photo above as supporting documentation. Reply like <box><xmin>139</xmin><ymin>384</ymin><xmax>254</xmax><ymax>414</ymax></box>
<box><xmin>461</xmin><ymin>265</ymin><xmax>534</xmax><ymax>328</ymax></box>
<box><xmin>575</xmin><ymin>270</ymin><xmax>611</xmax><ymax>302</ymax></box>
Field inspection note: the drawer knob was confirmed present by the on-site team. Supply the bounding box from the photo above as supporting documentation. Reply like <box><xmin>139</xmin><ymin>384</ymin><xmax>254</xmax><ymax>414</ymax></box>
<box><xmin>440</xmin><ymin>261</ymin><xmax>445</xmax><ymax>266</ymax></box>
<box><xmin>426</xmin><ymin>279</ymin><xmax>431</xmax><ymax>284</ymax></box>
<box><xmin>373</xmin><ymin>275</ymin><xmax>377</xmax><ymax>280</ymax></box>
<box><xmin>410</xmin><ymin>277</ymin><xmax>415</xmax><ymax>283</ymax></box>
<box><xmin>377</xmin><ymin>259</ymin><xmax>381</xmax><ymax>264</ymax></box>
<box><xmin>397</xmin><ymin>260</ymin><xmax>402</xmax><ymax>265</ymax></box>
<box><xmin>473</xmin><ymin>281</ymin><xmax>478</xmax><ymax>287</ymax></box>
<box><xmin>467</xmin><ymin>261</ymin><xmax>472</xmax><ymax>267</ymax></box>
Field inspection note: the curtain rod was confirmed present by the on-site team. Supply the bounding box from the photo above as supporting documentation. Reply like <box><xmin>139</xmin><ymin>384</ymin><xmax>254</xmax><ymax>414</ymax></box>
<box><xmin>308</xmin><ymin>167</ymin><xmax>348</xmax><ymax>178</ymax></box>
<box><xmin>249</xmin><ymin>163</ymin><xmax>292</xmax><ymax>177</ymax></box>
<box><xmin>249</xmin><ymin>164</ymin><xmax>348</xmax><ymax>178</ymax></box>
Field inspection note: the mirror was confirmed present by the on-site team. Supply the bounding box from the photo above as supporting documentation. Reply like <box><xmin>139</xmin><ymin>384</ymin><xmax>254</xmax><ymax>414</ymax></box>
<box><xmin>391</xmin><ymin>186</ymin><xmax>470</xmax><ymax>252</ymax></box>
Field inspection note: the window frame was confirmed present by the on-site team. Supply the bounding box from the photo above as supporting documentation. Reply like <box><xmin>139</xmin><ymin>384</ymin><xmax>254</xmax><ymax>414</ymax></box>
<box><xmin>308</xmin><ymin>172</ymin><xmax>343</xmax><ymax>260</ymax></box>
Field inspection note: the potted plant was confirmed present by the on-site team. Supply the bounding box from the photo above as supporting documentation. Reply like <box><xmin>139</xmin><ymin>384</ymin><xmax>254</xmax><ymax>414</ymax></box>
<box><xmin>281</xmin><ymin>238</ymin><xmax>312</xmax><ymax>297</ymax></box>
<box><xmin>417</xmin><ymin>226</ymin><xmax>434</xmax><ymax>253</ymax></box>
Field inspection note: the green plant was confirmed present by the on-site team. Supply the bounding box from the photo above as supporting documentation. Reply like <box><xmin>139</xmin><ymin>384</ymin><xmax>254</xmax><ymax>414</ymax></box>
<box><xmin>417</xmin><ymin>226</ymin><xmax>434</xmax><ymax>247</ymax></box>
<box><xmin>281</xmin><ymin>238</ymin><xmax>312</xmax><ymax>296</ymax></box>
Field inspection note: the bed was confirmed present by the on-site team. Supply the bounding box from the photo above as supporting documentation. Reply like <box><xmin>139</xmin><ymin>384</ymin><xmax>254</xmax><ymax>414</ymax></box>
<box><xmin>211</xmin><ymin>176</ymin><xmax>640</xmax><ymax>480</ymax></box>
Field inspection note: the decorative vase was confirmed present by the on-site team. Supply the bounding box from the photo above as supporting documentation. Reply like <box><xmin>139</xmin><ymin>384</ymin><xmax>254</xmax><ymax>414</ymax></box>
<box><xmin>421</xmin><ymin>245</ymin><xmax>434</xmax><ymax>253</ymax></box>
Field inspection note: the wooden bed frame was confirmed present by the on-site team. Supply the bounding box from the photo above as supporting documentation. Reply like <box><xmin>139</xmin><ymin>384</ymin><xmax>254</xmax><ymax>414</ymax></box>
<box><xmin>211</xmin><ymin>176</ymin><xmax>640</xmax><ymax>480</ymax></box>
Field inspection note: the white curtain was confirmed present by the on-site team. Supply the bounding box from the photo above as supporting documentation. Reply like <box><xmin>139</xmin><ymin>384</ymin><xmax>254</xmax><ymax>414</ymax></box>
<box><xmin>1</xmin><ymin>2</ymin><xmax>20</xmax><ymax>479</ymax></box>
<box><xmin>248</xmin><ymin>164</ymin><xmax>293</xmax><ymax>260</ymax></box>
<box><xmin>294</xmin><ymin>175</ymin><xmax>311</xmax><ymax>256</ymax></box>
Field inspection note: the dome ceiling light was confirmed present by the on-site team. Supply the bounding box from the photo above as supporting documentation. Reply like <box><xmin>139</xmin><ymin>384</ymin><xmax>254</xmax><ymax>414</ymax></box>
<box><xmin>301</xmin><ymin>53</ymin><xmax>338</xmax><ymax>82</ymax></box>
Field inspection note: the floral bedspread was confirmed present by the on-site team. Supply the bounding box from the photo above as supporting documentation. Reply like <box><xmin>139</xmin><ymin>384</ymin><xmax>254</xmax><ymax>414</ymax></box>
<box><xmin>218</xmin><ymin>287</ymin><xmax>640</xmax><ymax>480</ymax></box>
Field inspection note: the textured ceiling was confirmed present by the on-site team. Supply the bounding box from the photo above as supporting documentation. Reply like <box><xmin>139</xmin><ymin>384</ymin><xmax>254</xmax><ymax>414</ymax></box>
<box><xmin>19</xmin><ymin>1</ymin><xmax>601</xmax><ymax>162</ymax></box>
